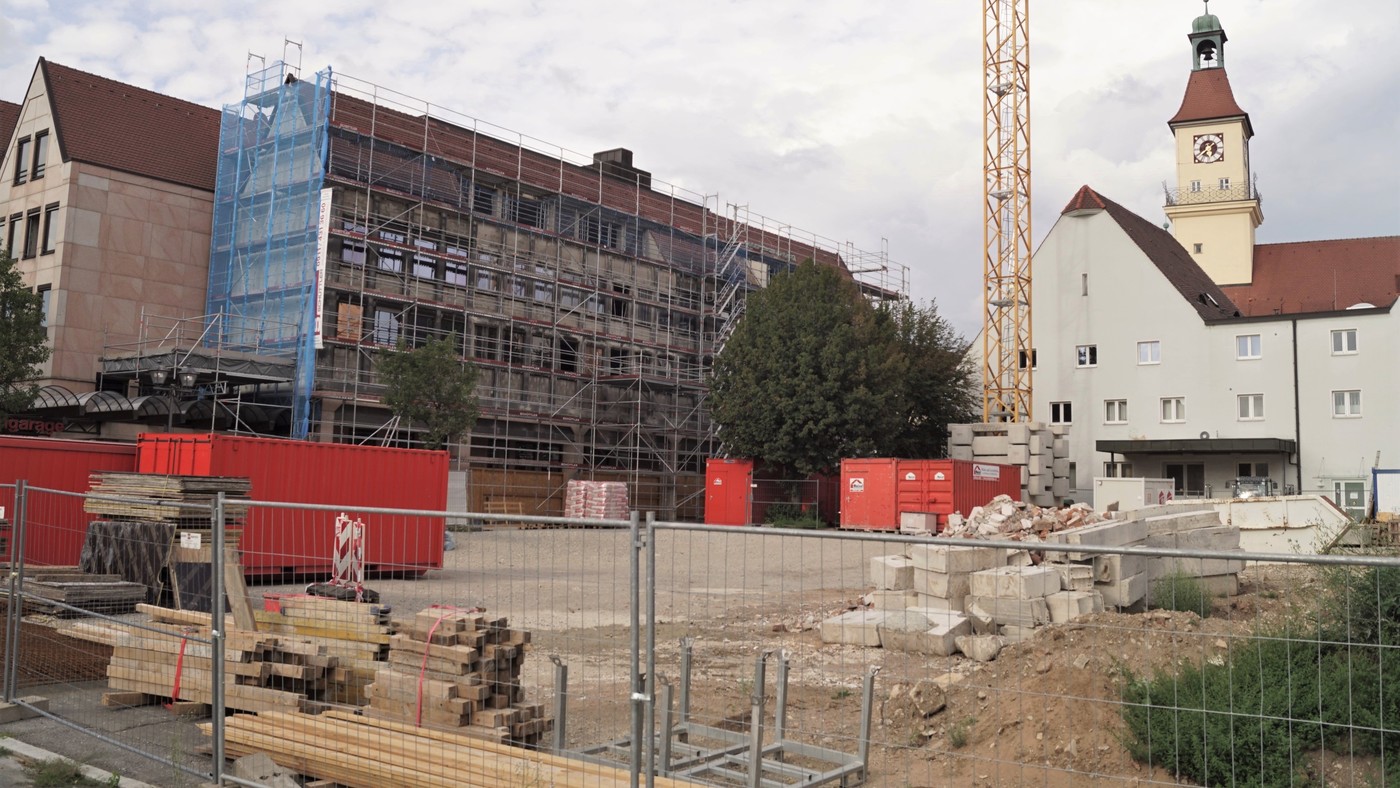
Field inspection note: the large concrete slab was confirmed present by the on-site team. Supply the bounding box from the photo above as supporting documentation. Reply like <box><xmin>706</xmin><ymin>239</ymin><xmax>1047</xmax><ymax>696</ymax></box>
<box><xmin>1092</xmin><ymin>553</ymin><xmax>1148</xmax><ymax>584</ymax></box>
<box><xmin>914</xmin><ymin>567</ymin><xmax>972</xmax><ymax>599</ymax></box>
<box><xmin>969</xmin><ymin>565</ymin><xmax>1061</xmax><ymax>599</ymax></box>
<box><xmin>870</xmin><ymin>555</ymin><xmax>914</xmax><ymax>590</ymax></box>
<box><xmin>1099</xmin><ymin>573</ymin><xmax>1148</xmax><ymax>607</ymax></box>
<box><xmin>964</xmin><ymin>595</ymin><xmax>1051</xmax><ymax>627</ymax></box>
<box><xmin>878</xmin><ymin>610</ymin><xmax>969</xmax><ymax>656</ymax></box>
<box><xmin>909</xmin><ymin>544</ymin><xmax>1001</xmax><ymax>574</ymax></box>
<box><xmin>820</xmin><ymin>610</ymin><xmax>890</xmax><ymax>646</ymax></box>
<box><xmin>1046</xmin><ymin>590</ymin><xmax>1096</xmax><ymax>623</ymax></box>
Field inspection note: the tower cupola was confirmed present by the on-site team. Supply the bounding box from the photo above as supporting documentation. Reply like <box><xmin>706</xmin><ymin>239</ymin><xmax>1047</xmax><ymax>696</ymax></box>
<box><xmin>1189</xmin><ymin>1</ymin><xmax>1227</xmax><ymax>70</ymax></box>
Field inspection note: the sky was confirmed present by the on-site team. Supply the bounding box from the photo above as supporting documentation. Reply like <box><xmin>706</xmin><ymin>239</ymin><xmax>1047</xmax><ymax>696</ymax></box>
<box><xmin>2</xmin><ymin>0</ymin><xmax>1397</xmax><ymax>338</ymax></box>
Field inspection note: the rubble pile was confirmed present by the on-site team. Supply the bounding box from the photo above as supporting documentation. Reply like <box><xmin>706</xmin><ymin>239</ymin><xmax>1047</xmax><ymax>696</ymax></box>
<box><xmin>823</xmin><ymin>503</ymin><xmax>1246</xmax><ymax>662</ymax></box>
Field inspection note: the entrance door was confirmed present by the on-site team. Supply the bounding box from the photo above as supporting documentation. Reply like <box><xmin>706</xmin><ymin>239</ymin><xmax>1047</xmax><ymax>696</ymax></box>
<box><xmin>1164</xmin><ymin>463</ymin><xmax>1206</xmax><ymax>497</ymax></box>
<box><xmin>1334</xmin><ymin>480</ymin><xmax>1366</xmax><ymax>520</ymax></box>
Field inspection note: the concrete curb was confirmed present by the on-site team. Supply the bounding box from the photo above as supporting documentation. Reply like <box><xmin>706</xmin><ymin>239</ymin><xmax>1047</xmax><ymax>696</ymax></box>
<box><xmin>2</xmin><ymin>736</ymin><xmax>161</xmax><ymax>788</ymax></box>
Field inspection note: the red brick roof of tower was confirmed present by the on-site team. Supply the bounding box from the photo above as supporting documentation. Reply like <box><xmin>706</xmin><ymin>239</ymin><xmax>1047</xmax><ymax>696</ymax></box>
<box><xmin>1220</xmin><ymin>237</ymin><xmax>1400</xmax><ymax>316</ymax></box>
<box><xmin>0</xmin><ymin>101</ymin><xmax>20</xmax><ymax>148</ymax></box>
<box><xmin>40</xmin><ymin>59</ymin><xmax>221</xmax><ymax>192</ymax></box>
<box><xmin>1168</xmin><ymin>68</ymin><xmax>1254</xmax><ymax>137</ymax></box>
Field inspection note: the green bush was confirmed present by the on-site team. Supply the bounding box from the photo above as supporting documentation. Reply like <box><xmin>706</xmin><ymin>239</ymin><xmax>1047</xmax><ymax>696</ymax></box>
<box><xmin>763</xmin><ymin>502</ymin><xmax>823</xmax><ymax>529</ymax></box>
<box><xmin>1150</xmin><ymin>571</ymin><xmax>1212</xmax><ymax>618</ymax></box>
<box><xmin>1121</xmin><ymin>566</ymin><xmax>1400</xmax><ymax>787</ymax></box>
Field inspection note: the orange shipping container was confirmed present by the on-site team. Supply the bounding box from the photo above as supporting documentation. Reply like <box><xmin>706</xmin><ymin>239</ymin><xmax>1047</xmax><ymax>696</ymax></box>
<box><xmin>839</xmin><ymin>458</ymin><xmax>1021</xmax><ymax>531</ymax></box>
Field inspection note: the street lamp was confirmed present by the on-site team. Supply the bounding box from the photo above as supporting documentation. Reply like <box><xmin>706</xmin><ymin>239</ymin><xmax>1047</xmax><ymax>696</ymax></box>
<box><xmin>148</xmin><ymin>368</ymin><xmax>198</xmax><ymax>431</ymax></box>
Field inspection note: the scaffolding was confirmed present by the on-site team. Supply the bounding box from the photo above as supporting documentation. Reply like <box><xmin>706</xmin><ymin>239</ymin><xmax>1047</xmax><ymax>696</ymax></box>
<box><xmin>208</xmin><ymin>61</ymin><xmax>907</xmax><ymax>519</ymax></box>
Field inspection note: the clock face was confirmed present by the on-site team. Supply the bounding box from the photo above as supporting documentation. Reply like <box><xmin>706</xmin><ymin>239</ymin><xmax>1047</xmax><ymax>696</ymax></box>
<box><xmin>1193</xmin><ymin>133</ymin><xmax>1224</xmax><ymax>164</ymax></box>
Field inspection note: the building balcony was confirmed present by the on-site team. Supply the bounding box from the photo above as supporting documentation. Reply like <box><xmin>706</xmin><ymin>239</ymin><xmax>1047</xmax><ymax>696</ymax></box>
<box><xmin>1163</xmin><ymin>179</ymin><xmax>1262</xmax><ymax>208</ymax></box>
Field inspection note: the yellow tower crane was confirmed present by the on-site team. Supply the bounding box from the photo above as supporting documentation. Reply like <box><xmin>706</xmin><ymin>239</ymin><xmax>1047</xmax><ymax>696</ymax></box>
<box><xmin>981</xmin><ymin>0</ymin><xmax>1033</xmax><ymax>423</ymax></box>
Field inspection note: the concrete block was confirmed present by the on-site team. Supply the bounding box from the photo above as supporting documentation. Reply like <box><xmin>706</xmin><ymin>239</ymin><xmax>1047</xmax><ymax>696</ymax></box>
<box><xmin>909</xmin><ymin>543</ymin><xmax>1002</xmax><ymax>573</ymax></box>
<box><xmin>1052</xmin><ymin>477</ymin><xmax>1070</xmax><ymax>498</ymax></box>
<box><xmin>900</xmin><ymin>512</ymin><xmax>938</xmax><ymax>534</ymax></box>
<box><xmin>1020</xmin><ymin>466</ymin><xmax>1030</xmax><ymax>486</ymax></box>
<box><xmin>964</xmin><ymin>595</ymin><xmax>1051</xmax><ymax>627</ymax></box>
<box><xmin>1051</xmin><ymin>563</ymin><xmax>1095</xmax><ymax>592</ymax></box>
<box><xmin>1145</xmin><ymin>526</ymin><xmax>1241</xmax><ymax>551</ymax></box>
<box><xmin>1007</xmin><ymin>423</ymin><xmax>1031</xmax><ymax>445</ymax></box>
<box><xmin>1090</xmin><ymin>590</ymin><xmax>1105</xmax><ymax>612</ymax></box>
<box><xmin>971</xmin><ymin>566</ymin><xmax>1062</xmax><ymax>599</ymax></box>
<box><xmin>868</xmin><ymin>589</ymin><xmax>918</xmax><ymax>610</ymax></box>
<box><xmin>819</xmin><ymin>610</ymin><xmax>889</xmax><ymax>646</ymax></box>
<box><xmin>1030</xmin><ymin>493</ymin><xmax>1057</xmax><ymax>508</ymax></box>
<box><xmin>1098</xmin><ymin>573</ymin><xmax>1148</xmax><ymax>607</ymax></box>
<box><xmin>1000</xmin><ymin>625</ymin><xmax>1038</xmax><ymax>643</ymax></box>
<box><xmin>976</xmin><ymin>454</ymin><xmax>1011</xmax><ymax>465</ymax></box>
<box><xmin>1046</xmin><ymin>590</ymin><xmax>1096</xmax><ymax>623</ymax></box>
<box><xmin>1200</xmin><ymin>574</ymin><xmax>1240</xmax><ymax>597</ymax></box>
<box><xmin>1029</xmin><ymin>432</ymin><xmax>1045</xmax><ymax>455</ymax></box>
<box><xmin>1144</xmin><ymin>512</ymin><xmax>1224</xmax><ymax>535</ymax></box>
<box><xmin>949</xmin><ymin>445</ymin><xmax>973</xmax><ymax>461</ymax></box>
<box><xmin>955</xmin><ymin>634</ymin><xmax>1006</xmax><ymax>662</ymax></box>
<box><xmin>870</xmin><ymin>555</ymin><xmax>914</xmax><ymax>590</ymax></box>
<box><xmin>1065</xmin><ymin>519</ymin><xmax>1148</xmax><ymax>548</ymax></box>
<box><xmin>1007</xmin><ymin>444</ymin><xmax>1030</xmax><ymax>465</ymax></box>
<box><xmin>915</xmin><ymin>567</ymin><xmax>972</xmax><ymax>599</ymax></box>
<box><xmin>972</xmin><ymin>435</ymin><xmax>1008</xmax><ymax>455</ymax></box>
<box><xmin>0</xmin><ymin>696</ymin><xmax>48</xmax><ymax>723</ymax></box>
<box><xmin>948</xmin><ymin>424</ymin><xmax>974</xmax><ymax>446</ymax></box>
<box><xmin>879</xmin><ymin>610</ymin><xmax>970</xmax><ymax>656</ymax></box>
<box><xmin>914</xmin><ymin>593</ymin><xmax>967</xmax><ymax>612</ymax></box>
<box><xmin>1093</xmin><ymin>553</ymin><xmax>1148</xmax><ymax>584</ymax></box>
<box><xmin>1052</xmin><ymin>437</ymin><xmax>1069</xmax><ymax>456</ymax></box>
<box><xmin>1052</xmin><ymin>458</ymin><xmax>1071</xmax><ymax>477</ymax></box>
<box><xmin>1034</xmin><ymin>454</ymin><xmax>1052</xmax><ymax>477</ymax></box>
<box><xmin>1152</xmin><ymin>554</ymin><xmax>1247</xmax><ymax>579</ymax></box>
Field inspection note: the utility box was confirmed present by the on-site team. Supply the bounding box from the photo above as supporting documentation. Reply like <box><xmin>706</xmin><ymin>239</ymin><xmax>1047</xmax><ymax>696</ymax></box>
<box><xmin>0</xmin><ymin>436</ymin><xmax>138</xmax><ymax>565</ymax></box>
<box><xmin>137</xmin><ymin>434</ymin><xmax>449</xmax><ymax>577</ymax></box>
<box><xmin>1093</xmin><ymin>477</ymin><xmax>1176</xmax><ymax>513</ymax></box>
<box><xmin>839</xmin><ymin>458</ymin><xmax>1021</xmax><ymax>531</ymax></box>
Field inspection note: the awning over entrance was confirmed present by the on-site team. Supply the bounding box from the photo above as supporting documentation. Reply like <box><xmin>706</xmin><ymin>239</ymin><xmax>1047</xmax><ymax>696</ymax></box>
<box><xmin>1096</xmin><ymin>438</ymin><xmax>1296</xmax><ymax>455</ymax></box>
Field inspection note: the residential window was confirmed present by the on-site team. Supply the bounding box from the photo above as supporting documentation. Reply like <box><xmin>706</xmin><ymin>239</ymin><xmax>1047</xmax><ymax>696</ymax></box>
<box><xmin>1189</xmin><ymin>179</ymin><xmax>1201</xmax><ymax>193</ymax></box>
<box><xmin>340</xmin><ymin>239</ymin><xmax>366</xmax><ymax>265</ymax></box>
<box><xmin>22</xmin><ymin>209</ymin><xmax>40</xmax><ymax>258</ymax></box>
<box><xmin>508</xmin><ymin>197</ymin><xmax>541</xmax><ymax>228</ymax></box>
<box><xmin>1076</xmin><ymin>344</ymin><xmax>1097</xmax><ymax>367</ymax></box>
<box><xmin>1237</xmin><ymin>462</ymin><xmax>1268</xmax><ymax>478</ymax></box>
<box><xmin>475</xmin><ymin>268</ymin><xmax>497</xmax><ymax>292</ymax></box>
<box><xmin>412</xmin><ymin>254</ymin><xmax>436</xmax><ymax>279</ymax></box>
<box><xmin>37</xmin><ymin>284</ymin><xmax>51</xmax><ymax>327</ymax></box>
<box><xmin>31</xmin><ymin>131</ymin><xmax>49</xmax><ymax>180</ymax></box>
<box><xmin>1332</xmin><ymin>390</ymin><xmax>1361</xmax><ymax>418</ymax></box>
<box><xmin>1236</xmin><ymin>334</ymin><xmax>1261</xmax><ymax>359</ymax></box>
<box><xmin>1331</xmin><ymin>329</ymin><xmax>1357</xmax><ymax>355</ymax></box>
<box><xmin>1137</xmin><ymin>340</ymin><xmax>1161</xmax><ymax>365</ymax></box>
<box><xmin>1080</xmin><ymin>273</ymin><xmax>1088</xmax><ymax>296</ymax></box>
<box><xmin>472</xmin><ymin>184</ymin><xmax>494</xmax><ymax>215</ymax></box>
<box><xmin>372</xmin><ymin>308</ymin><xmax>400</xmax><ymax>345</ymax></box>
<box><xmin>1237</xmin><ymin>393</ymin><xmax>1264</xmax><ymax>420</ymax></box>
<box><xmin>40</xmin><ymin>203</ymin><xmax>58</xmax><ymax>254</ymax></box>
<box><xmin>1160</xmin><ymin>397</ymin><xmax>1186</xmax><ymax>422</ymax></box>
<box><xmin>13</xmin><ymin>136</ymin><xmax>31</xmax><ymax>185</ymax></box>
<box><xmin>1050</xmin><ymin>401</ymin><xmax>1072</xmax><ymax>424</ymax></box>
<box><xmin>1219</xmin><ymin>177</ymin><xmax>1231</xmax><ymax>190</ymax></box>
<box><xmin>5</xmin><ymin>213</ymin><xmax>18</xmax><ymax>253</ymax></box>
<box><xmin>1018</xmin><ymin>348</ymin><xmax>1037</xmax><ymax>369</ymax></box>
<box><xmin>1068</xmin><ymin>462</ymin><xmax>1078</xmax><ymax>489</ymax></box>
<box><xmin>582</xmin><ymin>216</ymin><xmax>621</xmax><ymax>248</ymax></box>
<box><xmin>443</xmin><ymin>260</ymin><xmax>468</xmax><ymax>287</ymax></box>
<box><xmin>0</xmin><ymin>217</ymin><xmax>5</xmax><ymax>254</ymax></box>
<box><xmin>1103</xmin><ymin>462</ymin><xmax>1134</xmax><ymax>478</ymax></box>
<box><xmin>1104</xmin><ymin>399</ymin><xmax>1128</xmax><ymax>424</ymax></box>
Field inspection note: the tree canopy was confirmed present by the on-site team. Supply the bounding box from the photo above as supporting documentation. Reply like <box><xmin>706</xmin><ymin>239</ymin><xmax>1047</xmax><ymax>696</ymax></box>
<box><xmin>708</xmin><ymin>261</ymin><xmax>975</xmax><ymax>476</ymax></box>
<box><xmin>0</xmin><ymin>249</ymin><xmax>51</xmax><ymax>421</ymax></box>
<box><xmin>377</xmin><ymin>336</ymin><xmax>480</xmax><ymax>451</ymax></box>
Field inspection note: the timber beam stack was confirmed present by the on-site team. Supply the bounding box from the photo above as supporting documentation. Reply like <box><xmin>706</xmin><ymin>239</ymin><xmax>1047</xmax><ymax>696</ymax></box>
<box><xmin>259</xmin><ymin>594</ymin><xmax>394</xmax><ymax>704</ymax></box>
<box><xmin>84</xmin><ymin>472</ymin><xmax>251</xmax><ymax>534</ymax></box>
<box><xmin>206</xmin><ymin>710</ymin><xmax>683</xmax><ymax>788</ymax></box>
<box><xmin>365</xmin><ymin>606</ymin><xmax>551</xmax><ymax>746</ymax></box>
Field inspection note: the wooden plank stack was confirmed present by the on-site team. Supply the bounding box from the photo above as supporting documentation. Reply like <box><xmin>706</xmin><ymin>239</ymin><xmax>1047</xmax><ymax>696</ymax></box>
<box><xmin>365</xmin><ymin>606</ymin><xmax>552</xmax><ymax>746</ymax></box>
<box><xmin>84</xmin><ymin>472</ymin><xmax>251</xmax><ymax>530</ymax></box>
<box><xmin>3</xmin><ymin>566</ymin><xmax>147</xmax><ymax>615</ymax></box>
<box><xmin>259</xmin><ymin>594</ymin><xmax>394</xmax><ymax>704</ymax></box>
<box><xmin>206</xmin><ymin>710</ymin><xmax>684</xmax><ymax>788</ymax></box>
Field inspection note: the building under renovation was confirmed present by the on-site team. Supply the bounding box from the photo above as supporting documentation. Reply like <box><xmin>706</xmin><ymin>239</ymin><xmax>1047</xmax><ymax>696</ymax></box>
<box><xmin>194</xmin><ymin>62</ymin><xmax>904</xmax><ymax>519</ymax></box>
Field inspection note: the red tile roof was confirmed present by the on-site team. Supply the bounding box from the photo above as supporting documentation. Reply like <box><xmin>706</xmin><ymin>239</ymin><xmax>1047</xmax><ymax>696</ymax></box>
<box><xmin>0</xmin><ymin>100</ymin><xmax>19</xmax><ymax>149</ymax></box>
<box><xmin>1220</xmin><ymin>237</ymin><xmax>1400</xmax><ymax>316</ymax></box>
<box><xmin>1060</xmin><ymin>185</ymin><xmax>1241</xmax><ymax>321</ymax></box>
<box><xmin>41</xmin><ymin>58</ymin><xmax>221</xmax><ymax>192</ymax></box>
<box><xmin>1168</xmin><ymin>68</ymin><xmax>1253</xmax><ymax>137</ymax></box>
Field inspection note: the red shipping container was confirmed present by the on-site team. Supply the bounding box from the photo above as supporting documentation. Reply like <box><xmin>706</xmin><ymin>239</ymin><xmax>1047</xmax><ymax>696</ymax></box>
<box><xmin>137</xmin><ymin>434</ymin><xmax>448</xmax><ymax>577</ymax></box>
<box><xmin>705</xmin><ymin>458</ymin><xmax>754</xmax><ymax>526</ymax></box>
<box><xmin>0</xmin><ymin>436</ymin><xmax>138</xmax><ymax>565</ymax></box>
<box><xmin>840</xmin><ymin>458</ymin><xmax>1021</xmax><ymax>531</ymax></box>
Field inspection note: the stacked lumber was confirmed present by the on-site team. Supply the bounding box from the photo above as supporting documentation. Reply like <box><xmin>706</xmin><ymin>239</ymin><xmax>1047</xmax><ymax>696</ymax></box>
<box><xmin>4</xmin><ymin>567</ymin><xmax>146</xmax><ymax>615</ymax></box>
<box><xmin>259</xmin><ymin>594</ymin><xmax>394</xmax><ymax>704</ymax></box>
<box><xmin>207</xmin><ymin>710</ymin><xmax>684</xmax><ymax>788</ymax></box>
<box><xmin>365</xmin><ymin>606</ymin><xmax>551</xmax><ymax>746</ymax></box>
<box><xmin>84</xmin><ymin>472</ymin><xmax>250</xmax><ymax>527</ymax></box>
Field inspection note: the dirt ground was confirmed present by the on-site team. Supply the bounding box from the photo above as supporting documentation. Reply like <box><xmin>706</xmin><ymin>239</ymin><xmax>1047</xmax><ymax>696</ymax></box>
<box><xmin>17</xmin><ymin>527</ymin><xmax>1379</xmax><ymax>786</ymax></box>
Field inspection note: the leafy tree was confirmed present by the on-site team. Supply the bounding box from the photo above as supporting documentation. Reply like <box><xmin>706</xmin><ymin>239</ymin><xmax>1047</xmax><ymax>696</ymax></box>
<box><xmin>377</xmin><ymin>335</ymin><xmax>480</xmax><ymax>450</ymax></box>
<box><xmin>0</xmin><ymin>249</ymin><xmax>51</xmax><ymax>420</ymax></box>
<box><xmin>878</xmin><ymin>299</ymin><xmax>978</xmax><ymax>458</ymax></box>
<box><xmin>709</xmin><ymin>261</ymin><xmax>908</xmax><ymax>477</ymax></box>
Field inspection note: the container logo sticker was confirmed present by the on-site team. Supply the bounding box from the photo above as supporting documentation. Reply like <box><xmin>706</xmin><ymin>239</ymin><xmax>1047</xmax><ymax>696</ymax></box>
<box><xmin>713</xmin><ymin>478</ymin><xmax>723</xmax><ymax>486</ymax></box>
<box><xmin>934</xmin><ymin>472</ymin><xmax>946</xmax><ymax>481</ymax></box>
<box><xmin>849</xmin><ymin>478</ymin><xmax>865</xmax><ymax>492</ymax></box>
<box><xmin>972</xmin><ymin>463</ymin><xmax>1001</xmax><ymax>481</ymax></box>
<box><xmin>904</xmin><ymin>472</ymin><xmax>917</xmax><ymax>481</ymax></box>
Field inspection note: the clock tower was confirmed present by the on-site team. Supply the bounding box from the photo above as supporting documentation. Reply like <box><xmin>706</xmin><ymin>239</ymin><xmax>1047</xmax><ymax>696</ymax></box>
<box><xmin>1163</xmin><ymin>4</ymin><xmax>1263</xmax><ymax>285</ymax></box>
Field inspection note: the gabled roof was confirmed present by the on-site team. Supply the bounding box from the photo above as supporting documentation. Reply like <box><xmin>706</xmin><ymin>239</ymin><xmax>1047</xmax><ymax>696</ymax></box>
<box><xmin>39</xmin><ymin>58</ymin><xmax>221</xmax><ymax>192</ymax></box>
<box><xmin>1060</xmin><ymin>185</ymin><xmax>1241</xmax><ymax>321</ymax></box>
<box><xmin>1168</xmin><ymin>68</ymin><xmax>1254</xmax><ymax>137</ymax></box>
<box><xmin>0</xmin><ymin>100</ymin><xmax>20</xmax><ymax>148</ymax></box>
<box><xmin>1220</xmin><ymin>237</ymin><xmax>1400</xmax><ymax>316</ymax></box>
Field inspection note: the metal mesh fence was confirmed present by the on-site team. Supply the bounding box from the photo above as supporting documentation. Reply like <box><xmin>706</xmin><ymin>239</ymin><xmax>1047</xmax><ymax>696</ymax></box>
<box><xmin>0</xmin><ymin>484</ymin><xmax>1396</xmax><ymax>787</ymax></box>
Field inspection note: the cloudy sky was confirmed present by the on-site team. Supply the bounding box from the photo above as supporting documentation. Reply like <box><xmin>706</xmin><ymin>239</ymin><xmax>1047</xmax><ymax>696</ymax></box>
<box><xmin>3</xmin><ymin>0</ymin><xmax>1397</xmax><ymax>337</ymax></box>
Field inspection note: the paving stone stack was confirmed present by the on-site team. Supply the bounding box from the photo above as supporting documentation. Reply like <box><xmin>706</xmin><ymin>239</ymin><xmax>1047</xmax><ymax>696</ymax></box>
<box><xmin>947</xmin><ymin>422</ymin><xmax>1071</xmax><ymax>507</ymax></box>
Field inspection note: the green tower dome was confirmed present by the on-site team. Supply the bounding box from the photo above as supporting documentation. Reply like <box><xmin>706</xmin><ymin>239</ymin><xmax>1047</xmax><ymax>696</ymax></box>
<box><xmin>1192</xmin><ymin>12</ymin><xmax>1222</xmax><ymax>33</ymax></box>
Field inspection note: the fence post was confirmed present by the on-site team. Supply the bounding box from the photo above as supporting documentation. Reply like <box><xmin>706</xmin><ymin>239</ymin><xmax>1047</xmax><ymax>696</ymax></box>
<box><xmin>210</xmin><ymin>492</ymin><xmax>226</xmax><ymax>784</ymax></box>
<box><xmin>644</xmin><ymin>511</ymin><xmax>657</xmax><ymax>786</ymax></box>
<box><xmin>628</xmin><ymin>509</ymin><xmax>642</xmax><ymax>787</ymax></box>
<box><xmin>4</xmin><ymin>480</ymin><xmax>28</xmax><ymax>702</ymax></box>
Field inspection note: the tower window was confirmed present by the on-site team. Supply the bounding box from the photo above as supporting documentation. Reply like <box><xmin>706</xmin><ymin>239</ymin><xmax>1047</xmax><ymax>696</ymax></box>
<box><xmin>1081</xmin><ymin>273</ymin><xmax>1088</xmax><ymax>296</ymax></box>
<box><xmin>1189</xmin><ymin>180</ymin><xmax>1201</xmax><ymax>193</ymax></box>
<box><xmin>1193</xmin><ymin>243</ymin><xmax>1203</xmax><ymax>254</ymax></box>
<box><xmin>1219</xmin><ymin>177</ymin><xmax>1231</xmax><ymax>190</ymax></box>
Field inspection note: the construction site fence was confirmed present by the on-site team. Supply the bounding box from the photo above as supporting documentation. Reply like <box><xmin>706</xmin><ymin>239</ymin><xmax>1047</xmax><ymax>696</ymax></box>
<box><xmin>1</xmin><ymin>482</ymin><xmax>1398</xmax><ymax>786</ymax></box>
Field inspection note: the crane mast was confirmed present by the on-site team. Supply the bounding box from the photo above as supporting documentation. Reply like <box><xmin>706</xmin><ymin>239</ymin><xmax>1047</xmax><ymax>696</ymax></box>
<box><xmin>981</xmin><ymin>0</ymin><xmax>1033</xmax><ymax>423</ymax></box>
